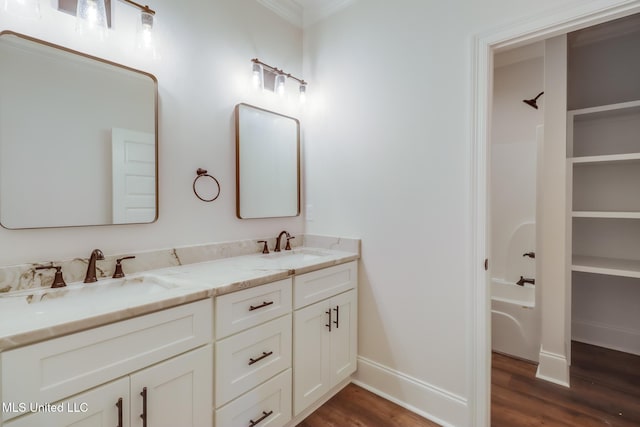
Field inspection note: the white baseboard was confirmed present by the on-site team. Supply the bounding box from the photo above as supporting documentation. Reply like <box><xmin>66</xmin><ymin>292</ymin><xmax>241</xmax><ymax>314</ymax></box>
<box><xmin>572</xmin><ymin>319</ymin><xmax>640</xmax><ymax>356</ymax></box>
<box><xmin>536</xmin><ymin>348</ymin><xmax>569</xmax><ymax>387</ymax></box>
<box><xmin>353</xmin><ymin>356</ymin><xmax>468</xmax><ymax>427</ymax></box>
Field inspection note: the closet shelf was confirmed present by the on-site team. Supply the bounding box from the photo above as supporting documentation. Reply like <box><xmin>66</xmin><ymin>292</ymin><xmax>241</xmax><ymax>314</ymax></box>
<box><xmin>569</xmin><ymin>99</ymin><xmax>640</xmax><ymax>119</ymax></box>
<box><xmin>572</xmin><ymin>211</ymin><xmax>640</xmax><ymax>219</ymax></box>
<box><xmin>572</xmin><ymin>255</ymin><xmax>640</xmax><ymax>278</ymax></box>
<box><xmin>571</xmin><ymin>152</ymin><xmax>640</xmax><ymax>164</ymax></box>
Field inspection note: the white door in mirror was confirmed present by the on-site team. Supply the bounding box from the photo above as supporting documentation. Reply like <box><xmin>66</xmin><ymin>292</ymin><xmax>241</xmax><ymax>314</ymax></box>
<box><xmin>112</xmin><ymin>128</ymin><xmax>156</xmax><ymax>224</ymax></box>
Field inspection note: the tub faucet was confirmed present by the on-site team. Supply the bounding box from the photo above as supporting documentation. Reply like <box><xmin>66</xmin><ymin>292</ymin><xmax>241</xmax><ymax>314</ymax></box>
<box><xmin>516</xmin><ymin>276</ymin><xmax>535</xmax><ymax>286</ymax></box>
<box><xmin>84</xmin><ymin>249</ymin><xmax>105</xmax><ymax>283</ymax></box>
<box><xmin>274</xmin><ymin>231</ymin><xmax>291</xmax><ymax>252</ymax></box>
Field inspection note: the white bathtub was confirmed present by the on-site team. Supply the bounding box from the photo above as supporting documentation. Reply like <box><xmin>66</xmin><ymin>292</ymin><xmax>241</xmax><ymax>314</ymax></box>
<box><xmin>491</xmin><ymin>278</ymin><xmax>540</xmax><ymax>362</ymax></box>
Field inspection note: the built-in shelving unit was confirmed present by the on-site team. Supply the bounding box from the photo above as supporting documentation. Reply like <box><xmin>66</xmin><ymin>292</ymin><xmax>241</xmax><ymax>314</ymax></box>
<box><xmin>567</xmin><ymin>15</ymin><xmax>640</xmax><ymax>357</ymax></box>
<box><xmin>568</xmin><ymin>99</ymin><xmax>640</xmax><ymax>275</ymax></box>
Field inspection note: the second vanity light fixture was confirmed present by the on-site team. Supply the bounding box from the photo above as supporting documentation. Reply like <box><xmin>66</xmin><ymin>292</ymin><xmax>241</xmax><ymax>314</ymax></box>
<box><xmin>251</xmin><ymin>58</ymin><xmax>307</xmax><ymax>103</ymax></box>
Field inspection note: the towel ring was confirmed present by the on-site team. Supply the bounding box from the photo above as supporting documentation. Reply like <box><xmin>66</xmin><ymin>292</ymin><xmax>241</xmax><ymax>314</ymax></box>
<box><xmin>193</xmin><ymin>168</ymin><xmax>220</xmax><ymax>202</ymax></box>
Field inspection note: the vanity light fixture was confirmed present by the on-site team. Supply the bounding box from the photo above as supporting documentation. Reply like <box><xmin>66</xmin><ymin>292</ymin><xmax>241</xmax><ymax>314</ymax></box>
<box><xmin>251</xmin><ymin>58</ymin><xmax>308</xmax><ymax>102</ymax></box>
<box><xmin>3</xmin><ymin>0</ymin><xmax>41</xmax><ymax>19</ymax></box>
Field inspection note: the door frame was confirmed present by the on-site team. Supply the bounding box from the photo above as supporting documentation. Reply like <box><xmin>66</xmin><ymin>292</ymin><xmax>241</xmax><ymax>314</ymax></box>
<box><xmin>470</xmin><ymin>1</ymin><xmax>640</xmax><ymax>425</ymax></box>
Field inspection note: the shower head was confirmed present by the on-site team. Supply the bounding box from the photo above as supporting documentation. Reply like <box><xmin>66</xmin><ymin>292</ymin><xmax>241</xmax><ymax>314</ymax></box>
<box><xmin>523</xmin><ymin>91</ymin><xmax>544</xmax><ymax>109</ymax></box>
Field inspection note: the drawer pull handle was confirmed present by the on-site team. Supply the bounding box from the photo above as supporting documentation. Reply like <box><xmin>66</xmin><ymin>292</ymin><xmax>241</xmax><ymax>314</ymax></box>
<box><xmin>333</xmin><ymin>305</ymin><xmax>340</xmax><ymax>328</ymax></box>
<box><xmin>249</xmin><ymin>301</ymin><xmax>274</xmax><ymax>311</ymax></box>
<box><xmin>249</xmin><ymin>410</ymin><xmax>273</xmax><ymax>426</ymax></box>
<box><xmin>116</xmin><ymin>398</ymin><xmax>123</xmax><ymax>427</ymax></box>
<box><xmin>248</xmin><ymin>351</ymin><xmax>274</xmax><ymax>366</ymax></box>
<box><xmin>325</xmin><ymin>309</ymin><xmax>332</xmax><ymax>332</ymax></box>
<box><xmin>140</xmin><ymin>387</ymin><xmax>148</xmax><ymax>427</ymax></box>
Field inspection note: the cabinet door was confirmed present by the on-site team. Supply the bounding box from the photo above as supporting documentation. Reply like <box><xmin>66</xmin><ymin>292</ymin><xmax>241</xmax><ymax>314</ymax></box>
<box><xmin>330</xmin><ymin>289</ymin><xmax>358</xmax><ymax>385</ymax></box>
<box><xmin>293</xmin><ymin>301</ymin><xmax>331</xmax><ymax>416</ymax></box>
<box><xmin>130</xmin><ymin>344</ymin><xmax>213</xmax><ymax>427</ymax></box>
<box><xmin>4</xmin><ymin>377</ymin><xmax>129</xmax><ymax>427</ymax></box>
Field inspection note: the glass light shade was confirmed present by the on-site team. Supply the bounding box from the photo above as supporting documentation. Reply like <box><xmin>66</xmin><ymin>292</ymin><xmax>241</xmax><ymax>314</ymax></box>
<box><xmin>76</xmin><ymin>0</ymin><xmax>108</xmax><ymax>39</ymax></box>
<box><xmin>299</xmin><ymin>84</ymin><xmax>307</xmax><ymax>104</ymax></box>
<box><xmin>136</xmin><ymin>11</ymin><xmax>158</xmax><ymax>59</ymax></box>
<box><xmin>275</xmin><ymin>74</ymin><xmax>286</xmax><ymax>96</ymax></box>
<box><xmin>252</xmin><ymin>62</ymin><xmax>263</xmax><ymax>90</ymax></box>
<box><xmin>3</xmin><ymin>0</ymin><xmax>41</xmax><ymax>19</ymax></box>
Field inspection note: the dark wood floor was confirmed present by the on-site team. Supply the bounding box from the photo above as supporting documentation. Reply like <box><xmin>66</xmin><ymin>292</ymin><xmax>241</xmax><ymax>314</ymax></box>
<box><xmin>297</xmin><ymin>383</ymin><xmax>439</xmax><ymax>427</ymax></box>
<box><xmin>492</xmin><ymin>341</ymin><xmax>640</xmax><ymax>427</ymax></box>
<box><xmin>298</xmin><ymin>342</ymin><xmax>640</xmax><ymax>426</ymax></box>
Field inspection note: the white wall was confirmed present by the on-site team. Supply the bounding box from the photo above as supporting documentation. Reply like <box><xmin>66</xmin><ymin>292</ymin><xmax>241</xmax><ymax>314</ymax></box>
<box><xmin>0</xmin><ymin>0</ymin><xmax>305</xmax><ymax>265</ymax></box>
<box><xmin>302</xmin><ymin>1</ymin><xmax>600</xmax><ymax>425</ymax></box>
<box><xmin>491</xmin><ymin>54</ymin><xmax>543</xmax><ymax>284</ymax></box>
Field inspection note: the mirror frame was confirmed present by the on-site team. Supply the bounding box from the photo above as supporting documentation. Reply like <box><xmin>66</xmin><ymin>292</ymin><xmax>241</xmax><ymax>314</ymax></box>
<box><xmin>0</xmin><ymin>30</ymin><xmax>159</xmax><ymax>229</ymax></box>
<box><xmin>235</xmin><ymin>103</ymin><xmax>301</xmax><ymax>219</ymax></box>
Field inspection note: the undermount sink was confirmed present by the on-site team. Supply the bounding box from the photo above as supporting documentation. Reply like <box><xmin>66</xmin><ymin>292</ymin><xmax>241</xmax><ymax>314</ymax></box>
<box><xmin>0</xmin><ymin>274</ymin><xmax>178</xmax><ymax>316</ymax></box>
<box><xmin>260</xmin><ymin>248</ymin><xmax>331</xmax><ymax>266</ymax></box>
<box><xmin>262</xmin><ymin>248</ymin><xmax>329</xmax><ymax>259</ymax></box>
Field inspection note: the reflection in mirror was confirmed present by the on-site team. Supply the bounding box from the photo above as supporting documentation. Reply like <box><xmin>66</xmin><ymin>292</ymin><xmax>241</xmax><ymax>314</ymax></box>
<box><xmin>0</xmin><ymin>31</ymin><xmax>158</xmax><ymax>229</ymax></box>
<box><xmin>235</xmin><ymin>104</ymin><xmax>300</xmax><ymax>219</ymax></box>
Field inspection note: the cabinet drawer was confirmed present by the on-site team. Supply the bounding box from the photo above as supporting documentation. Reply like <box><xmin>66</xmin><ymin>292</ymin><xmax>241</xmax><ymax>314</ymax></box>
<box><xmin>1</xmin><ymin>299</ymin><xmax>212</xmax><ymax>418</ymax></box>
<box><xmin>216</xmin><ymin>369</ymin><xmax>292</xmax><ymax>427</ymax></box>
<box><xmin>215</xmin><ymin>314</ymin><xmax>292</xmax><ymax>407</ymax></box>
<box><xmin>216</xmin><ymin>278</ymin><xmax>292</xmax><ymax>339</ymax></box>
<box><xmin>294</xmin><ymin>261</ymin><xmax>357</xmax><ymax>309</ymax></box>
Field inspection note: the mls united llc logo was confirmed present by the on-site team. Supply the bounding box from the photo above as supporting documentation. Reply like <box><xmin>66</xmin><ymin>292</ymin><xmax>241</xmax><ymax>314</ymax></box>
<box><xmin>3</xmin><ymin>401</ymin><xmax>89</xmax><ymax>414</ymax></box>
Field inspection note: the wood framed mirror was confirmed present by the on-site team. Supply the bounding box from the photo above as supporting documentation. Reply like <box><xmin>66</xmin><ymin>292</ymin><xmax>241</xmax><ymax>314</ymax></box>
<box><xmin>235</xmin><ymin>103</ymin><xmax>300</xmax><ymax>219</ymax></box>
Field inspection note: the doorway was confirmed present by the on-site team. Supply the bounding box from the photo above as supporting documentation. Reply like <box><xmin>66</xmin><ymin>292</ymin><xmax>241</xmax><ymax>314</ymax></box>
<box><xmin>471</xmin><ymin>1</ymin><xmax>640</xmax><ymax>425</ymax></box>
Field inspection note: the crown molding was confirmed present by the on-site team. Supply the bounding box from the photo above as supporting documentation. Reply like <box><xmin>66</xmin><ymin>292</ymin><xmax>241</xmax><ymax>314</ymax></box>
<box><xmin>301</xmin><ymin>0</ymin><xmax>356</xmax><ymax>27</ymax></box>
<box><xmin>256</xmin><ymin>0</ymin><xmax>303</xmax><ymax>27</ymax></box>
<box><xmin>256</xmin><ymin>0</ymin><xmax>356</xmax><ymax>28</ymax></box>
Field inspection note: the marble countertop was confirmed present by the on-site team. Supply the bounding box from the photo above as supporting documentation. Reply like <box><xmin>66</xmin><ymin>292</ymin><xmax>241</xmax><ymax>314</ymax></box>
<box><xmin>0</xmin><ymin>247</ymin><xmax>358</xmax><ymax>351</ymax></box>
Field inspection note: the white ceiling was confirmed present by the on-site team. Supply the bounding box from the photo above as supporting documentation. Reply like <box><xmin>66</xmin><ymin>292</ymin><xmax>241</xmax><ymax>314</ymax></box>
<box><xmin>256</xmin><ymin>0</ymin><xmax>356</xmax><ymax>28</ymax></box>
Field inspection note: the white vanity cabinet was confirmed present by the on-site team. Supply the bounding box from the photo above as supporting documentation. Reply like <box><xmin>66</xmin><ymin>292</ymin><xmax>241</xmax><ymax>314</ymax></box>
<box><xmin>214</xmin><ymin>278</ymin><xmax>293</xmax><ymax>427</ymax></box>
<box><xmin>293</xmin><ymin>262</ymin><xmax>357</xmax><ymax>416</ymax></box>
<box><xmin>1</xmin><ymin>299</ymin><xmax>213</xmax><ymax>427</ymax></box>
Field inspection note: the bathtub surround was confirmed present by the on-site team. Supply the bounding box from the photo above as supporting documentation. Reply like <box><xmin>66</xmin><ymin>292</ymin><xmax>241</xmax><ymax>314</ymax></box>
<box><xmin>490</xmin><ymin>45</ymin><xmax>542</xmax><ymax>363</ymax></box>
<box><xmin>0</xmin><ymin>234</ymin><xmax>359</xmax><ymax>294</ymax></box>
